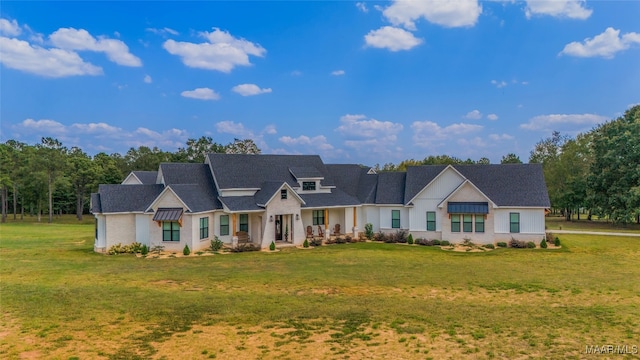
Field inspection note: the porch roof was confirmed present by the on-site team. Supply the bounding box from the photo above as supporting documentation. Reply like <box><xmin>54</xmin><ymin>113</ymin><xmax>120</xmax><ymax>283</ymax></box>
<box><xmin>447</xmin><ymin>202</ymin><xmax>489</xmax><ymax>214</ymax></box>
<box><xmin>219</xmin><ymin>196</ymin><xmax>263</xmax><ymax>212</ymax></box>
<box><xmin>152</xmin><ymin>208</ymin><xmax>184</xmax><ymax>221</ymax></box>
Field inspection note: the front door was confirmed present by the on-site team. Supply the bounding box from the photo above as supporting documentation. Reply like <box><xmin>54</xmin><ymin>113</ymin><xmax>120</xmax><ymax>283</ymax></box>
<box><xmin>275</xmin><ymin>215</ymin><xmax>283</xmax><ymax>241</ymax></box>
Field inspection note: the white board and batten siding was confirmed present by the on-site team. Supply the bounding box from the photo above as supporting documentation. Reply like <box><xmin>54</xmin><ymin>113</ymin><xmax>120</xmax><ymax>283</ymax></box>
<box><xmin>363</xmin><ymin>206</ymin><xmax>380</xmax><ymax>231</ymax></box>
<box><xmin>135</xmin><ymin>214</ymin><xmax>151</xmax><ymax>246</ymax></box>
<box><xmin>409</xmin><ymin>168</ymin><xmax>465</xmax><ymax>232</ymax></box>
<box><xmin>379</xmin><ymin>206</ymin><xmax>409</xmax><ymax>231</ymax></box>
<box><xmin>494</xmin><ymin>208</ymin><xmax>545</xmax><ymax>235</ymax></box>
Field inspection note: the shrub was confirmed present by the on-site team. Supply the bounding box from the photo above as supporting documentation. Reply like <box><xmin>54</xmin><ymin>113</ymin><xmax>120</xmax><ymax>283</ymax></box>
<box><xmin>407</xmin><ymin>234</ymin><xmax>414</xmax><ymax>245</ymax></box>
<box><xmin>393</xmin><ymin>230</ymin><xmax>408</xmax><ymax>243</ymax></box>
<box><xmin>303</xmin><ymin>239</ymin><xmax>309</xmax><ymax>248</ymax></box>
<box><xmin>509</xmin><ymin>238</ymin><xmax>527</xmax><ymax>248</ymax></box>
<box><xmin>269</xmin><ymin>241</ymin><xmax>276</xmax><ymax>251</ymax></box>
<box><xmin>210</xmin><ymin>236</ymin><xmax>223</xmax><ymax>252</ymax></box>
<box><xmin>526</xmin><ymin>241</ymin><xmax>536</xmax><ymax>249</ymax></box>
<box><xmin>107</xmin><ymin>242</ymin><xmax>144</xmax><ymax>255</ymax></box>
<box><xmin>364</xmin><ymin>223</ymin><xmax>374</xmax><ymax>240</ymax></box>
<box><xmin>345</xmin><ymin>235</ymin><xmax>353</xmax><ymax>243</ymax></box>
<box><xmin>141</xmin><ymin>244</ymin><xmax>149</xmax><ymax>255</ymax></box>
<box><xmin>554</xmin><ymin>237</ymin><xmax>561</xmax><ymax>246</ymax></box>
<box><xmin>433</xmin><ymin>239</ymin><xmax>441</xmax><ymax>246</ymax></box>
<box><xmin>546</xmin><ymin>232</ymin><xmax>555</xmax><ymax>243</ymax></box>
<box><xmin>183</xmin><ymin>244</ymin><xmax>191</xmax><ymax>256</ymax></box>
<box><xmin>440</xmin><ymin>240</ymin><xmax>450</xmax><ymax>246</ymax></box>
<box><xmin>483</xmin><ymin>244</ymin><xmax>495</xmax><ymax>249</ymax></box>
<box><xmin>130</xmin><ymin>242</ymin><xmax>143</xmax><ymax>253</ymax></box>
<box><xmin>540</xmin><ymin>238</ymin><xmax>547</xmax><ymax>248</ymax></box>
<box><xmin>231</xmin><ymin>244</ymin><xmax>259</xmax><ymax>253</ymax></box>
<box><xmin>310</xmin><ymin>238</ymin><xmax>322</xmax><ymax>247</ymax></box>
<box><xmin>497</xmin><ymin>242</ymin><xmax>507</xmax><ymax>248</ymax></box>
<box><xmin>375</xmin><ymin>231</ymin><xmax>387</xmax><ymax>242</ymax></box>
<box><xmin>335</xmin><ymin>236</ymin><xmax>347</xmax><ymax>244</ymax></box>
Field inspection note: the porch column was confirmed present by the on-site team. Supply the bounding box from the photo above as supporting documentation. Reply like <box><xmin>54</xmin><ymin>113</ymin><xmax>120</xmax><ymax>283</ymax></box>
<box><xmin>324</xmin><ymin>208</ymin><xmax>329</xmax><ymax>240</ymax></box>
<box><xmin>352</xmin><ymin>206</ymin><xmax>358</xmax><ymax>237</ymax></box>
<box><xmin>232</xmin><ymin>213</ymin><xmax>238</xmax><ymax>247</ymax></box>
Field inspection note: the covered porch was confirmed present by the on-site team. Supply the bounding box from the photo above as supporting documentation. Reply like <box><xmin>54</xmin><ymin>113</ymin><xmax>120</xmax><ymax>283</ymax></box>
<box><xmin>300</xmin><ymin>206</ymin><xmax>360</xmax><ymax>241</ymax></box>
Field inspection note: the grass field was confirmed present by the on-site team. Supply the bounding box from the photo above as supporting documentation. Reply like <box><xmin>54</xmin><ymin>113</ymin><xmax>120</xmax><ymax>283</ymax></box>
<box><xmin>1</xmin><ymin>217</ymin><xmax>639</xmax><ymax>359</ymax></box>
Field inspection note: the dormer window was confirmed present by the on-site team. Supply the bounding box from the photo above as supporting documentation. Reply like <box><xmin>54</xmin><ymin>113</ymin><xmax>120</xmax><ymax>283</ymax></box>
<box><xmin>302</xmin><ymin>181</ymin><xmax>316</xmax><ymax>191</ymax></box>
<box><xmin>281</xmin><ymin>189</ymin><xmax>287</xmax><ymax>199</ymax></box>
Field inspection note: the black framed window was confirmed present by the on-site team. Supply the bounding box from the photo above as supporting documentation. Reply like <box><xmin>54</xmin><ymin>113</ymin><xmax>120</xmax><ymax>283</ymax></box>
<box><xmin>302</xmin><ymin>181</ymin><xmax>316</xmax><ymax>191</ymax></box>
<box><xmin>162</xmin><ymin>221</ymin><xmax>180</xmax><ymax>241</ymax></box>
<box><xmin>220</xmin><ymin>215</ymin><xmax>229</xmax><ymax>236</ymax></box>
<box><xmin>451</xmin><ymin>214</ymin><xmax>461</xmax><ymax>232</ymax></box>
<box><xmin>463</xmin><ymin>214</ymin><xmax>473</xmax><ymax>232</ymax></box>
<box><xmin>239</xmin><ymin>214</ymin><xmax>249</xmax><ymax>232</ymax></box>
<box><xmin>199</xmin><ymin>217</ymin><xmax>209</xmax><ymax>239</ymax></box>
<box><xmin>426</xmin><ymin>211</ymin><xmax>436</xmax><ymax>231</ymax></box>
<box><xmin>312</xmin><ymin>210</ymin><xmax>324</xmax><ymax>225</ymax></box>
<box><xmin>392</xmin><ymin>210</ymin><xmax>400</xmax><ymax>229</ymax></box>
<box><xmin>281</xmin><ymin>189</ymin><xmax>287</xmax><ymax>199</ymax></box>
<box><xmin>475</xmin><ymin>215</ymin><xmax>485</xmax><ymax>233</ymax></box>
<box><xmin>510</xmin><ymin>212</ymin><xmax>520</xmax><ymax>233</ymax></box>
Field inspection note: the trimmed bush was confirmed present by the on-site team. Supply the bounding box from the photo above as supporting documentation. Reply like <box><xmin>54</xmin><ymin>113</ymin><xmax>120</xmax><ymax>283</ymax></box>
<box><xmin>310</xmin><ymin>238</ymin><xmax>322</xmax><ymax>247</ymax></box>
<box><xmin>497</xmin><ymin>242</ymin><xmax>507</xmax><ymax>248</ymax></box>
<box><xmin>407</xmin><ymin>234</ymin><xmax>414</xmax><ymax>245</ymax></box>
<box><xmin>303</xmin><ymin>239</ymin><xmax>309</xmax><ymax>248</ymax></box>
<box><xmin>345</xmin><ymin>235</ymin><xmax>353</xmax><ymax>243</ymax></box>
<box><xmin>107</xmin><ymin>242</ymin><xmax>143</xmax><ymax>255</ymax></box>
<box><xmin>483</xmin><ymin>244</ymin><xmax>495</xmax><ymax>249</ymax></box>
<box><xmin>375</xmin><ymin>231</ymin><xmax>387</xmax><ymax>242</ymax></box>
<box><xmin>364</xmin><ymin>223</ymin><xmax>374</xmax><ymax>240</ymax></box>
<box><xmin>433</xmin><ymin>239</ymin><xmax>441</xmax><ymax>246</ymax></box>
<box><xmin>231</xmin><ymin>244</ymin><xmax>259</xmax><ymax>253</ymax></box>
<box><xmin>509</xmin><ymin>238</ymin><xmax>528</xmax><ymax>248</ymax></box>
<box><xmin>554</xmin><ymin>237</ymin><xmax>561</xmax><ymax>246</ymax></box>
<box><xmin>546</xmin><ymin>232</ymin><xmax>555</xmax><ymax>243</ymax></box>
<box><xmin>393</xmin><ymin>230</ymin><xmax>408</xmax><ymax>243</ymax></box>
<box><xmin>440</xmin><ymin>240</ymin><xmax>450</xmax><ymax>246</ymax></box>
<box><xmin>269</xmin><ymin>241</ymin><xmax>276</xmax><ymax>251</ymax></box>
<box><xmin>335</xmin><ymin>236</ymin><xmax>347</xmax><ymax>244</ymax></box>
<box><xmin>183</xmin><ymin>244</ymin><xmax>191</xmax><ymax>256</ymax></box>
<box><xmin>526</xmin><ymin>241</ymin><xmax>536</xmax><ymax>249</ymax></box>
<box><xmin>141</xmin><ymin>244</ymin><xmax>149</xmax><ymax>255</ymax></box>
<box><xmin>540</xmin><ymin>238</ymin><xmax>547</xmax><ymax>248</ymax></box>
<box><xmin>210</xmin><ymin>236</ymin><xmax>223</xmax><ymax>252</ymax></box>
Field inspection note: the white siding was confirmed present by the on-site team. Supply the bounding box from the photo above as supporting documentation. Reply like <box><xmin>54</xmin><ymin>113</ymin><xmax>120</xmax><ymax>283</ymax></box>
<box><xmin>363</xmin><ymin>206</ymin><xmax>380</xmax><ymax>231</ymax></box>
<box><xmin>105</xmin><ymin>214</ymin><xmax>136</xmax><ymax>248</ymax></box>
<box><xmin>494</xmin><ymin>208</ymin><xmax>545</xmax><ymax>235</ymax></box>
<box><xmin>135</xmin><ymin>214</ymin><xmax>151</xmax><ymax>246</ymax></box>
<box><xmin>379</xmin><ymin>206</ymin><xmax>409</xmax><ymax>231</ymax></box>
<box><xmin>95</xmin><ymin>215</ymin><xmax>107</xmax><ymax>251</ymax></box>
<box><xmin>218</xmin><ymin>189</ymin><xmax>258</xmax><ymax>197</ymax></box>
<box><xmin>409</xmin><ymin>167</ymin><xmax>465</xmax><ymax>232</ymax></box>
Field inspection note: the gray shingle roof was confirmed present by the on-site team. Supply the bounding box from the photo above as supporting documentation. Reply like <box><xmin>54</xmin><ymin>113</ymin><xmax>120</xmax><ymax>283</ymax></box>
<box><xmin>254</xmin><ymin>181</ymin><xmax>287</xmax><ymax>207</ymax></box>
<box><xmin>91</xmin><ymin>193</ymin><xmax>101</xmax><ymax>213</ymax></box>
<box><xmin>207</xmin><ymin>154</ymin><xmax>335</xmax><ymax>189</ymax></box>
<box><xmin>160</xmin><ymin>163</ymin><xmax>222</xmax><ymax>210</ymax></box>
<box><xmin>300</xmin><ymin>188</ymin><xmax>360</xmax><ymax>208</ymax></box>
<box><xmin>218</xmin><ymin>196</ymin><xmax>263</xmax><ymax>212</ymax></box>
<box><xmin>453</xmin><ymin>164</ymin><xmax>550</xmax><ymax>207</ymax></box>
<box><xmin>289</xmin><ymin>166</ymin><xmax>324</xmax><ymax>179</ymax></box>
<box><xmin>169</xmin><ymin>184</ymin><xmax>220</xmax><ymax>212</ymax></box>
<box><xmin>95</xmin><ymin>184</ymin><xmax>163</xmax><ymax>213</ymax></box>
<box><xmin>132</xmin><ymin>171</ymin><xmax>158</xmax><ymax>184</ymax></box>
<box><xmin>375</xmin><ymin>172</ymin><xmax>406</xmax><ymax>204</ymax></box>
<box><xmin>326</xmin><ymin>164</ymin><xmax>378</xmax><ymax>204</ymax></box>
<box><xmin>404</xmin><ymin>165</ymin><xmax>447</xmax><ymax>204</ymax></box>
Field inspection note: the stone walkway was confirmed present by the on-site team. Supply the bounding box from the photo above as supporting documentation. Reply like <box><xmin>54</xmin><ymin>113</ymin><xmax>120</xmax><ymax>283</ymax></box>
<box><xmin>547</xmin><ymin>230</ymin><xmax>640</xmax><ymax>237</ymax></box>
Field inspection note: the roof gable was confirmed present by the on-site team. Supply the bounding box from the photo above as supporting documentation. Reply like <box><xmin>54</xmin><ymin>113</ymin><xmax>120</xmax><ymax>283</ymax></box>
<box><xmin>255</xmin><ymin>181</ymin><xmax>305</xmax><ymax>207</ymax></box>
<box><xmin>404</xmin><ymin>165</ymin><xmax>450</xmax><ymax>205</ymax></box>
<box><xmin>146</xmin><ymin>186</ymin><xmax>191</xmax><ymax>212</ymax></box>
<box><xmin>94</xmin><ymin>184</ymin><xmax>163</xmax><ymax>213</ymax></box>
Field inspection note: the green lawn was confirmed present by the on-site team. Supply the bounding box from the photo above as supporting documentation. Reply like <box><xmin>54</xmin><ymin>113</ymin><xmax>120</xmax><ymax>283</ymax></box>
<box><xmin>546</xmin><ymin>215</ymin><xmax>640</xmax><ymax>233</ymax></box>
<box><xmin>1</xmin><ymin>218</ymin><xmax>639</xmax><ymax>359</ymax></box>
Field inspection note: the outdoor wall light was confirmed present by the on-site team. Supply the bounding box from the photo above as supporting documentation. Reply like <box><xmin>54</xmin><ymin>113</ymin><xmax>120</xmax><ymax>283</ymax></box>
<box><xmin>269</xmin><ymin>215</ymin><xmax>273</xmax><ymax>222</ymax></box>
<box><xmin>296</xmin><ymin>214</ymin><xmax>300</xmax><ymax>220</ymax></box>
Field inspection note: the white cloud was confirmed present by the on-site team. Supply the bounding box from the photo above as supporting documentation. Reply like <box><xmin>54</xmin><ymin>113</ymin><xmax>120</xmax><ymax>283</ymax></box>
<box><xmin>489</xmin><ymin>133</ymin><xmax>514</xmax><ymax>141</ymax></box>
<box><xmin>331</xmin><ymin>70</ymin><xmax>345</xmax><ymax>76</ymax></box>
<box><xmin>356</xmin><ymin>2</ymin><xmax>368</xmax><ymax>13</ymax></box>
<box><xmin>144</xmin><ymin>74</ymin><xmax>152</xmax><ymax>83</ymax></box>
<box><xmin>279</xmin><ymin>135</ymin><xmax>334</xmax><ymax>151</ymax></box>
<box><xmin>163</xmin><ymin>28</ymin><xmax>265</xmax><ymax>73</ymax></box>
<box><xmin>560</xmin><ymin>27</ymin><xmax>640</xmax><ymax>59</ymax></box>
<box><xmin>49</xmin><ymin>28</ymin><xmax>142</xmax><ymax>66</ymax></box>
<box><xmin>0</xmin><ymin>37</ymin><xmax>103</xmax><ymax>77</ymax></box>
<box><xmin>491</xmin><ymin>80</ymin><xmax>507</xmax><ymax>88</ymax></box>
<box><xmin>263</xmin><ymin>125</ymin><xmax>277</xmax><ymax>135</ymax></box>
<box><xmin>0</xmin><ymin>18</ymin><xmax>21</xmax><ymax>36</ymax></box>
<box><xmin>290</xmin><ymin>70</ymin><xmax>302</xmax><ymax>77</ymax></box>
<box><xmin>231</xmin><ymin>83</ymin><xmax>272</xmax><ymax>96</ymax></box>
<box><xmin>336</xmin><ymin>114</ymin><xmax>404</xmax><ymax>138</ymax></box>
<box><xmin>181</xmin><ymin>87</ymin><xmax>220</xmax><ymax>101</ymax></box>
<box><xmin>487</xmin><ymin>113</ymin><xmax>499</xmax><ymax>121</ymax></box>
<box><xmin>364</xmin><ymin>26</ymin><xmax>422</xmax><ymax>52</ymax></box>
<box><xmin>383</xmin><ymin>0</ymin><xmax>482</xmax><ymax>29</ymax></box>
<box><xmin>215</xmin><ymin>120</ymin><xmax>252</xmax><ymax>137</ymax></box>
<box><xmin>146</xmin><ymin>27</ymin><xmax>179</xmax><ymax>36</ymax></box>
<box><xmin>70</xmin><ymin>122</ymin><xmax>122</xmax><ymax>134</ymax></box>
<box><xmin>525</xmin><ymin>0</ymin><xmax>591</xmax><ymax>19</ymax></box>
<box><xmin>520</xmin><ymin>113</ymin><xmax>608</xmax><ymax>132</ymax></box>
<box><xmin>464</xmin><ymin>110</ymin><xmax>482</xmax><ymax>120</ymax></box>
<box><xmin>411</xmin><ymin>120</ymin><xmax>483</xmax><ymax>147</ymax></box>
<box><xmin>457</xmin><ymin>136</ymin><xmax>487</xmax><ymax>148</ymax></box>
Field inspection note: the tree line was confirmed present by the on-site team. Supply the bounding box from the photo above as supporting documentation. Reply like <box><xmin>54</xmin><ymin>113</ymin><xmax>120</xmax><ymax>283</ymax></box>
<box><xmin>0</xmin><ymin>137</ymin><xmax>260</xmax><ymax>223</ymax></box>
<box><xmin>1</xmin><ymin>105</ymin><xmax>637</xmax><ymax>224</ymax></box>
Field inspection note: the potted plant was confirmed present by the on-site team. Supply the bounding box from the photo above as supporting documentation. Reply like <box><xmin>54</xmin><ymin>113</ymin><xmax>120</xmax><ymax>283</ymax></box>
<box><xmin>284</xmin><ymin>223</ymin><xmax>289</xmax><ymax>242</ymax></box>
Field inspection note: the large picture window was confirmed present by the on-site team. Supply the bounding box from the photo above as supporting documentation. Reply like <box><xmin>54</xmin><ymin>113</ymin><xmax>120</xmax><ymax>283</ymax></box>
<box><xmin>475</xmin><ymin>215</ymin><xmax>485</xmax><ymax>233</ymax></box>
<box><xmin>312</xmin><ymin>210</ymin><xmax>324</xmax><ymax>225</ymax></box>
<box><xmin>239</xmin><ymin>214</ymin><xmax>249</xmax><ymax>232</ymax></box>
<box><xmin>199</xmin><ymin>217</ymin><xmax>209</xmax><ymax>239</ymax></box>
<box><xmin>220</xmin><ymin>215</ymin><xmax>229</xmax><ymax>236</ymax></box>
<box><xmin>392</xmin><ymin>210</ymin><xmax>400</xmax><ymax>229</ymax></box>
<box><xmin>451</xmin><ymin>214</ymin><xmax>461</xmax><ymax>232</ymax></box>
<box><xmin>163</xmin><ymin>221</ymin><xmax>180</xmax><ymax>241</ymax></box>
<box><xmin>426</xmin><ymin>212</ymin><xmax>436</xmax><ymax>231</ymax></box>
<box><xmin>463</xmin><ymin>214</ymin><xmax>473</xmax><ymax>232</ymax></box>
<box><xmin>510</xmin><ymin>212</ymin><xmax>520</xmax><ymax>233</ymax></box>
<box><xmin>302</xmin><ymin>182</ymin><xmax>316</xmax><ymax>191</ymax></box>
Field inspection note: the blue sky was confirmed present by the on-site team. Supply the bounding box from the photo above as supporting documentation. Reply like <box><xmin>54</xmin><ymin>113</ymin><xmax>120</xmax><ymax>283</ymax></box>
<box><xmin>1</xmin><ymin>1</ymin><xmax>639</xmax><ymax>165</ymax></box>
